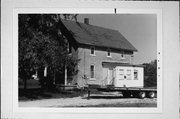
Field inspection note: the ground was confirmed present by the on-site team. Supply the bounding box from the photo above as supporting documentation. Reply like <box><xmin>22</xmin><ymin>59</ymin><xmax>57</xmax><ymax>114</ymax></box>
<box><xmin>19</xmin><ymin>79</ymin><xmax>157</xmax><ymax>107</ymax></box>
<box><xmin>19</xmin><ymin>92</ymin><xmax>157</xmax><ymax>107</ymax></box>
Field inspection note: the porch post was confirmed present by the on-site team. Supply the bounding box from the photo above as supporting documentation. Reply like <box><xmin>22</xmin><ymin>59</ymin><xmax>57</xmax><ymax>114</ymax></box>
<box><xmin>65</xmin><ymin>65</ymin><xmax>67</xmax><ymax>85</ymax></box>
<box><xmin>44</xmin><ymin>66</ymin><xmax>47</xmax><ymax>77</ymax></box>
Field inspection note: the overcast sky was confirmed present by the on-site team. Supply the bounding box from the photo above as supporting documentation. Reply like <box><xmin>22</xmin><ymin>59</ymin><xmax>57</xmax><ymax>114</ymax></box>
<box><xmin>77</xmin><ymin>14</ymin><xmax>157</xmax><ymax>64</ymax></box>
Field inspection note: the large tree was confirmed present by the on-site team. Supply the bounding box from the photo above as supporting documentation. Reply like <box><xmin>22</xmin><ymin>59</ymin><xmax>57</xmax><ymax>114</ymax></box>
<box><xmin>18</xmin><ymin>14</ymin><xmax>78</xmax><ymax>90</ymax></box>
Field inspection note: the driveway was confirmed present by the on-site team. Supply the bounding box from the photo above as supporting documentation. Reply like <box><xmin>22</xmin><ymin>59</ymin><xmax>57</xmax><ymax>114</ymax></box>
<box><xmin>19</xmin><ymin>93</ymin><xmax>157</xmax><ymax>107</ymax></box>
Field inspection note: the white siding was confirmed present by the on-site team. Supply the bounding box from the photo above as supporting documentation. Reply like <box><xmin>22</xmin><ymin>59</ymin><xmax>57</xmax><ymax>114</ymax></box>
<box><xmin>113</xmin><ymin>66</ymin><xmax>144</xmax><ymax>88</ymax></box>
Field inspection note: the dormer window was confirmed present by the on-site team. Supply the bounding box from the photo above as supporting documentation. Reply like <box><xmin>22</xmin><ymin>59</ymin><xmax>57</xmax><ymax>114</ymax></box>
<box><xmin>107</xmin><ymin>49</ymin><xmax>111</xmax><ymax>57</ymax></box>
<box><xmin>90</xmin><ymin>46</ymin><xmax>95</xmax><ymax>56</ymax></box>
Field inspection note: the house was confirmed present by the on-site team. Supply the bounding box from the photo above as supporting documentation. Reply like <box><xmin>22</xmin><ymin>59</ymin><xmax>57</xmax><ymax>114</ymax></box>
<box><xmin>59</xmin><ymin>18</ymin><xmax>143</xmax><ymax>88</ymax></box>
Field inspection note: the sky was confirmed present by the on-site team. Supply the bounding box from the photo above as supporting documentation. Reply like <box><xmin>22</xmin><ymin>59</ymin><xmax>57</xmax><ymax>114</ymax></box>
<box><xmin>77</xmin><ymin>14</ymin><xmax>157</xmax><ymax>64</ymax></box>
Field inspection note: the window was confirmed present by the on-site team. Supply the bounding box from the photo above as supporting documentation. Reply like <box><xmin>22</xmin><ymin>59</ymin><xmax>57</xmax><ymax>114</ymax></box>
<box><xmin>107</xmin><ymin>49</ymin><xmax>111</xmax><ymax>57</ymax></box>
<box><xmin>121</xmin><ymin>51</ymin><xmax>125</xmax><ymax>59</ymax></box>
<box><xmin>90</xmin><ymin>46</ymin><xmax>95</xmax><ymax>55</ymax></box>
<box><xmin>90</xmin><ymin>65</ymin><xmax>95</xmax><ymax>79</ymax></box>
<box><xmin>134</xmin><ymin>70</ymin><xmax>138</xmax><ymax>80</ymax></box>
<box><xmin>127</xmin><ymin>69</ymin><xmax>131</xmax><ymax>80</ymax></box>
<box><xmin>119</xmin><ymin>69</ymin><xmax>124</xmax><ymax>75</ymax></box>
<box><xmin>119</xmin><ymin>69</ymin><xmax>124</xmax><ymax>80</ymax></box>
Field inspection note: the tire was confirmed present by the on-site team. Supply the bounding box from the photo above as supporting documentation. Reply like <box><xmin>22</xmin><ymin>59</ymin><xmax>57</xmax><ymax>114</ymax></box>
<box><xmin>138</xmin><ymin>92</ymin><xmax>146</xmax><ymax>99</ymax></box>
<box><xmin>148</xmin><ymin>92</ymin><xmax>156</xmax><ymax>98</ymax></box>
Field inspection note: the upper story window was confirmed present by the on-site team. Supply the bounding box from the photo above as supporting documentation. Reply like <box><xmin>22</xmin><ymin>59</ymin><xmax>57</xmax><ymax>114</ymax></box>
<box><xmin>121</xmin><ymin>51</ymin><xmax>125</xmax><ymax>59</ymax></box>
<box><xmin>90</xmin><ymin>46</ymin><xmax>95</xmax><ymax>56</ymax></box>
<box><xmin>107</xmin><ymin>49</ymin><xmax>111</xmax><ymax>57</ymax></box>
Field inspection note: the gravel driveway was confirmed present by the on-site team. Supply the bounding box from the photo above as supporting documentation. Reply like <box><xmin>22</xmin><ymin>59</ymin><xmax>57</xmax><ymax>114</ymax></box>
<box><xmin>19</xmin><ymin>93</ymin><xmax>157</xmax><ymax>107</ymax></box>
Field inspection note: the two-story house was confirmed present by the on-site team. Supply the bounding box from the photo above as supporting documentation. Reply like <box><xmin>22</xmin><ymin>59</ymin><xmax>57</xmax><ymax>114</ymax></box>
<box><xmin>59</xmin><ymin>18</ymin><xmax>138</xmax><ymax>87</ymax></box>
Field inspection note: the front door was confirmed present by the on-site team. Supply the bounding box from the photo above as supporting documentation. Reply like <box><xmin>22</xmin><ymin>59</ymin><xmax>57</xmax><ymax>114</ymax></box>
<box><xmin>102</xmin><ymin>67</ymin><xmax>113</xmax><ymax>85</ymax></box>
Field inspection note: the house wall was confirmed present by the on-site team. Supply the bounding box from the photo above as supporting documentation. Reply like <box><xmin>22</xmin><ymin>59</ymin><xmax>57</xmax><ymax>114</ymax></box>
<box><xmin>76</xmin><ymin>44</ymin><xmax>134</xmax><ymax>87</ymax></box>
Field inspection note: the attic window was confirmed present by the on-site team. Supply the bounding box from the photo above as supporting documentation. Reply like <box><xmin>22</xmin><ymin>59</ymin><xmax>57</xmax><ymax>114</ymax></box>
<box><xmin>107</xmin><ymin>49</ymin><xmax>111</xmax><ymax>57</ymax></box>
<box><xmin>90</xmin><ymin>46</ymin><xmax>95</xmax><ymax>56</ymax></box>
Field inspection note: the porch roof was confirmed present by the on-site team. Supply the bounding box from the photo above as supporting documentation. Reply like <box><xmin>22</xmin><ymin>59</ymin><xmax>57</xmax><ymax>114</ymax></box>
<box><xmin>102</xmin><ymin>61</ymin><xmax>144</xmax><ymax>67</ymax></box>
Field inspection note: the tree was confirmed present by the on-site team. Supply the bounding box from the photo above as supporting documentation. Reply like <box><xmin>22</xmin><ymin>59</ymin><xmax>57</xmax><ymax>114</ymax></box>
<box><xmin>143</xmin><ymin>60</ymin><xmax>157</xmax><ymax>87</ymax></box>
<box><xmin>18</xmin><ymin>14</ymin><xmax>79</xmax><ymax>90</ymax></box>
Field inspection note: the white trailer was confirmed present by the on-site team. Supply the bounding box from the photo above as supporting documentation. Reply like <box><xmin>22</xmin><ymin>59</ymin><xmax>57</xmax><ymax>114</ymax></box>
<box><xmin>87</xmin><ymin>64</ymin><xmax>157</xmax><ymax>99</ymax></box>
<box><xmin>113</xmin><ymin>66</ymin><xmax>144</xmax><ymax>88</ymax></box>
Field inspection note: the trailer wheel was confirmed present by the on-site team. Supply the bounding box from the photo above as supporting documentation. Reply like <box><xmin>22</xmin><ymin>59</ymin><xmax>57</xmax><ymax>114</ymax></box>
<box><xmin>138</xmin><ymin>92</ymin><xmax>146</xmax><ymax>99</ymax></box>
<box><xmin>148</xmin><ymin>92</ymin><xmax>155</xmax><ymax>98</ymax></box>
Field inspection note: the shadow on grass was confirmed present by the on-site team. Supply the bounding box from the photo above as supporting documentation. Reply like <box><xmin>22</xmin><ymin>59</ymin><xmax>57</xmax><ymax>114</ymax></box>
<box><xmin>83</xmin><ymin>95</ymin><xmax>135</xmax><ymax>99</ymax></box>
<box><xmin>19</xmin><ymin>88</ymin><xmax>87</xmax><ymax>101</ymax></box>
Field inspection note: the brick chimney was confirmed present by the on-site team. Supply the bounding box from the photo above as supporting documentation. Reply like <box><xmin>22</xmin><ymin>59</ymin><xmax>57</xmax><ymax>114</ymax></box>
<box><xmin>84</xmin><ymin>18</ymin><xmax>89</xmax><ymax>25</ymax></box>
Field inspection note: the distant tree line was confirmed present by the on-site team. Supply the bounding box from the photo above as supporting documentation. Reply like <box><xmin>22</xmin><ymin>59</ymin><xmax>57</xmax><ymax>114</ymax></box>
<box><xmin>18</xmin><ymin>14</ymin><xmax>79</xmax><ymax>91</ymax></box>
<box><xmin>143</xmin><ymin>59</ymin><xmax>157</xmax><ymax>87</ymax></box>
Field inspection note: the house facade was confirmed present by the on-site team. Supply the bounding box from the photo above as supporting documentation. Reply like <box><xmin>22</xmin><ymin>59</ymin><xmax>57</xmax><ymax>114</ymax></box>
<box><xmin>77</xmin><ymin>44</ymin><xmax>134</xmax><ymax>87</ymax></box>
<box><xmin>59</xmin><ymin>18</ymin><xmax>139</xmax><ymax>87</ymax></box>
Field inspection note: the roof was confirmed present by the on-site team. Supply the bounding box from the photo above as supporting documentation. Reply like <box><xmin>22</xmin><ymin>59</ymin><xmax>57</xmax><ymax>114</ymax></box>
<box><xmin>61</xmin><ymin>20</ymin><xmax>137</xmax><ymax>51</ymax></box>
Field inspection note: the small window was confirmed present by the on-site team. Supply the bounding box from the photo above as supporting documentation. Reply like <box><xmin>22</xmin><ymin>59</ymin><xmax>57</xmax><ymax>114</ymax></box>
<box><xmin>90</xmin><ymin>65</ymin><xmax>95</xmax><ymax>78</ymax></box>
<box><xmin>107</xmin><ymin>49</ymin><xmax>111</xmax><ymax>57</ymax></box>
<box><xmin>134</xmin><ymin>70</ymin><xmax>138</xmax><ymax>80</ymax></box>
<box><xmin>127</xmin><ymin>69</ymin><xmax>131</xmax><ymax>80</ymax></box>
<box><xmin>119</xmin><ymin>69</ymin><xmax>124</xmax><ymax>80</ymax></box>
<box><xmin>90</xmin><ymin>46</ymin><xmax>95</xmax><ymax>55</ymax></box>
<box><xmin>119</xmin><ymin>69</ymin><xmax>124</xmax><ymax>75</ymax></box>
<box><xmin>121</xmin><ymin>51</ymin><xmax>125</xmax><ymax>59</ymax></box>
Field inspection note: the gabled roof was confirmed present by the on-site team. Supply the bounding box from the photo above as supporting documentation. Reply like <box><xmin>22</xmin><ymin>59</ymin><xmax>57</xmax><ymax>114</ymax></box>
<box><xmin>61</xmin><ymin>20</ymin><xmax>137</xmax><ymax>52</ymax></box>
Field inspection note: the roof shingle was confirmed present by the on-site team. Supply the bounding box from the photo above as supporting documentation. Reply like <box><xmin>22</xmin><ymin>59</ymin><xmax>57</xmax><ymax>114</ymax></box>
<box><xmin>61</xmin><ymin>20</ymin><xmax>137</xmax><ymax>51</ymax></box>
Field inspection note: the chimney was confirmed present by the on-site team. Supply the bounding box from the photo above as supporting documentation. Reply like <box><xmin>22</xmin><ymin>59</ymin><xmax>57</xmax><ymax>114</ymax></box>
<box><xmin>84</xmin><ymin>18</ymin><xmax>89</xmax><ymax>25</ymax></box>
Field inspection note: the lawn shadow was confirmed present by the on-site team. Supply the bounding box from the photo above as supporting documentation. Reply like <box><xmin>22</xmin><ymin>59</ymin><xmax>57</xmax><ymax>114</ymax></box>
<box><xmin>19</xmin><ymin>88</ymin><xmax>53</xmax><ymax>100</ymax></box>
<box><xmin>19</xmin><ymin>88</ymin><xmax>88</xmax><ymax>101</ymax></box>
<box><xmin>82</xmin><ymin>95</ymin><xmax>135</xmax><ymax>99</ymax></box>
